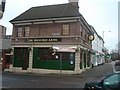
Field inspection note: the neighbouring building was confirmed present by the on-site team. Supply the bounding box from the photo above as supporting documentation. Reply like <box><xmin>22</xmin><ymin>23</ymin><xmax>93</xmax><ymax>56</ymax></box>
<box><xmin>0</xmin><ymin>25</ymin><xmax>12</xmax><ymax>70</ymax></box>
<box><xmin>0</xmin><ymin>25</ymin><xmax>6</xmax><ymax>63</ymax></box>
<box><xmin>8</xmin><ymin>0</ymin><xmax>94</xmax><ymax>74</ymax></box>
<box><xmin>111</xmin><ymin>53</ymin><xmax>120</xmax><ymax>60</ymax></box>
<box><xmin>0</xmin><ymin>0</ymin><xmax>6</xmax><ymax>19</ymax></box>
<box><xmin>0</xmin><ymin>24</ymin><xmax>6</xmax><ymax>39</ymax></box>
<box><xmin>90</xmin><ymin>26</ymin><xmax>105</xmax><ymax>66</ymax></box>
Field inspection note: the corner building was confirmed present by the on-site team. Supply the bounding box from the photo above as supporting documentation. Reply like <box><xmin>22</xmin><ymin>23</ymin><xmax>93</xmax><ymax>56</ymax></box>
<box><xmin>9</xmin><ymin>1</ymin><xmax>94</xmax><ymax>74</ymax></box>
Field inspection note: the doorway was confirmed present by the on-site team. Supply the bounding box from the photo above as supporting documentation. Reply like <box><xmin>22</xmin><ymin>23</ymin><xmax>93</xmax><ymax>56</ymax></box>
<box><xmin>14</xmin><ymin>47</ymin><xmax>29</xmax><ymax>70</ymax></box>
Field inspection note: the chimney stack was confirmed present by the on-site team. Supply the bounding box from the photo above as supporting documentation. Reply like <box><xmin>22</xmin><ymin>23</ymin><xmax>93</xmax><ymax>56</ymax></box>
<box><xmin>69</xmin><ymin>0</ymin><xmax>79</xmax><ymax>10</ymax></box>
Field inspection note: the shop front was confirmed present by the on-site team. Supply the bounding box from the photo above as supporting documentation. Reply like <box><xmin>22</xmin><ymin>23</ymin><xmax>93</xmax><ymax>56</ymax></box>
<box><xmin>8</xmin><ymin>44</ymin><xmax>92</xmax><ymax>74</ymax></box>
<box><xmin>32</xmin><ymin>47</ymin><xmax>75</xmax><ymax>71</ymax></box>
<box><xmin>11</xmin><ymin>45</ymin><xmax>79</xmax><ymax>73</ymax></box>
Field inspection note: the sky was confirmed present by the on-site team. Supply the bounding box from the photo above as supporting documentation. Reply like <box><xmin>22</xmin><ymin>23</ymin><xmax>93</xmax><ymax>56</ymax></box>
<box><xmin>0</xmin><ymin>0</ymin><xmax>119</xmax><ymax>51</ymax></box>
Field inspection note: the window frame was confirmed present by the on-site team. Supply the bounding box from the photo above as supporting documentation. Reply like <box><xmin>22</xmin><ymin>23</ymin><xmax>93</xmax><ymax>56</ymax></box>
<box><xmin>24</xmin><ymin>26</ymin><xmax>30</xmax><ymax>37</ymax></box>
<box><xmin>17</xmin><ymin>27</ymin><xmax>23</xmax><ymax>37</ymax></box>
<box><xmin>62</xmin><ymin>24</ymin><xmax>70</xmax><ymax>35</ymax></box>
<box><xmin>80</xmin><ymin>25</ymin><xmax>83</xmax><ymax>37</ymax></box>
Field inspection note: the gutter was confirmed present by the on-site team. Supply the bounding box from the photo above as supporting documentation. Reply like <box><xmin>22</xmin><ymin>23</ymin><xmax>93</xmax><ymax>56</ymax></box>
<box><xmin>10</xmin><ymin>16</ymin><xmax>81</xmax><ymax>24</ymax></box>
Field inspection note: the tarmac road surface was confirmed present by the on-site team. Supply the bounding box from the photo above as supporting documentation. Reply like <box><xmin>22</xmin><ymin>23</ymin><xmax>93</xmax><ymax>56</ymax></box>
<box><xmin>1</xmin><ymin>62</ymin><xmax>114</xmax><ymax>89</ymax></box>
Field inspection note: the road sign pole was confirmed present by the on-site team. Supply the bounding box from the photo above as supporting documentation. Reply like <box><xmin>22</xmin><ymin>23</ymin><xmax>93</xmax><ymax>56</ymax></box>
<box><xmin>60</xmin><ymin>53</ymin><xmax>62</xmax><ymax>74</ymax></box>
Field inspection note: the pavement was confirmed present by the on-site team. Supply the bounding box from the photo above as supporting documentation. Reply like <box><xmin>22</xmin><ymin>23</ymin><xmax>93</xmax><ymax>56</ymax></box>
<box><xmin>2</xmin><ymin>62</ymin><xmax>113</xmax><ymax>78</ymax></box>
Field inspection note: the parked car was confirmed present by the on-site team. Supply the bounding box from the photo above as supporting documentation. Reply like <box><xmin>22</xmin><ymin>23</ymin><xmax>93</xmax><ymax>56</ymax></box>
<box><xmin>84</xmin><ymin>73</ymin><xmax>120</xmax><ymax>90</ymax></box>
<box><xmin>114</xmin><ymin>60</ymin><xmax>120</xmax><ymax>73</ymax></box>
<box><xmin>115</xmin><ymin>60</ymin><xmax>120</xmax><ymax>66</ymax></box>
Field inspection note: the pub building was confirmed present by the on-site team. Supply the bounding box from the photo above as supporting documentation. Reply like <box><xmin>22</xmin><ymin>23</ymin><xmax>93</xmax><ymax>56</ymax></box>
<box><xmin>8</xmin><ymin>0</ymin><xmax>94</xmax><ymax>74</ymax></box>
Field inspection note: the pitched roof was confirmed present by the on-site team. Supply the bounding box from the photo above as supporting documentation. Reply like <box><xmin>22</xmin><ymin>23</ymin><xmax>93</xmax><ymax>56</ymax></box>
<box><xmin>10</xmin><ymin>3</ymin><xmax>81</xmax><ymax>22</ymax></box>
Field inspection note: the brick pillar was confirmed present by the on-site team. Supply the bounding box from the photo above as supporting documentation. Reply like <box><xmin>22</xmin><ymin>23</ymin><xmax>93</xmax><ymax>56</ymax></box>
<box><xmin>74</xmin><ymin>49</ymin><xmax>81</xmax><ymax>74</ymax></box>
<box><xmin>28</xmin><ymin>47</ymin><xmax>33</xmax><ymax>70</ymax></box>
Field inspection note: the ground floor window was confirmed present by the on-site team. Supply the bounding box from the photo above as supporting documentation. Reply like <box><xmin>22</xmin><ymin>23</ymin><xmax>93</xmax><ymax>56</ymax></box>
<box><xmin>33</xmin><ymin>47</ymin><xmax>75</xmax><ymax>70</ymax></box>
<box><xmin>81</xmin><ymin>50</ymin><xmax>91</xmax><ymax>68</ymax></box>
<box><xmin>38</xmin><ymin>47</ymin><xmax>53</xmax><ymax>60</ymax></box>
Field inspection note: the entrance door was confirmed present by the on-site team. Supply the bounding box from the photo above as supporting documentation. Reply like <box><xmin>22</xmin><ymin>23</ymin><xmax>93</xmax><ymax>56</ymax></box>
<box><xmin>22</xmin><ymin>48</ymin><xmax>29</xmax><ymax>70</ymax></box>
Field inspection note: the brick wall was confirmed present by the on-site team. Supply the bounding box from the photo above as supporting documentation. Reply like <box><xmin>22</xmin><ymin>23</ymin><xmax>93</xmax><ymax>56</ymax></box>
<box><xmin>0</xmin><ymin>25</ymin><xmax>6</xmax><ymax>39</ymax></box>
<box><xmin>12</xmin><ymin>21</ymin><xmax>91</xmax><ymax>49</ymax></box>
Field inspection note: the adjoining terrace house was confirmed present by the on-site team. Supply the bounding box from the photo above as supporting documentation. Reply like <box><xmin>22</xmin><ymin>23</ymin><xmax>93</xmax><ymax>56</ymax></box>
<box><xmin>90</xmin><ymin>26</ymin><xmax>105</xmax><ymax>66</ymax></box>
<box><xmin>0</xmin><ymin>25</ymin><xmax>12</xmax><ymax>70</ymax></box>
<box><xmin>9</xmin><ymin>0</ymin><xmax>94</xmax><ymax>74</ymax></box>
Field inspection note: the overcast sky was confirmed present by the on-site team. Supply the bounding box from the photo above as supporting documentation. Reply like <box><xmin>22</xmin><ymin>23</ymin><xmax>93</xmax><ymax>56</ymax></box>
<box><xmin>0</xmin><ymin>0</ymin><xmax>119</xmax><ymax>51</ymax></box>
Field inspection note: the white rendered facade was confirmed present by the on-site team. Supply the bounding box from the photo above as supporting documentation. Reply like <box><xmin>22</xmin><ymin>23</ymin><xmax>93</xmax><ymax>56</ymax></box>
<box><xmin>90</xmin><ymin>26</ymin><xmax>105</xmax><ymax>66</ymax></box>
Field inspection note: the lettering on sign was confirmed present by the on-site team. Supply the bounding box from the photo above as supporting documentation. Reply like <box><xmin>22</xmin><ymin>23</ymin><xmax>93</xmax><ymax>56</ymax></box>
<box><xmin>25</xmin><ymin>38</ymin><xmax>61</xmax><ymax>42</ymax></box>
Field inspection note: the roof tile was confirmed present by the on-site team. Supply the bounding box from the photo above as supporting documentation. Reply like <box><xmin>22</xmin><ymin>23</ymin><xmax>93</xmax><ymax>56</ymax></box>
<box><xmin>10</xmin><ymin>3</ymin><xmax>81</xmax><ymax>22</ymax></box>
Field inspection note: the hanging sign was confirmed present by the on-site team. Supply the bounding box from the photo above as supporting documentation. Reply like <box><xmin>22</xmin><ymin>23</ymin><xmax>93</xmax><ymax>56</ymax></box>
<box><xmin>52</xmin><ymin>46</ymin><xmax>77</xmax><ymax>52</ymax></box>
<box><xmin>88</xmin><ymin>34</ymin><xmax>94</xmax><ymax>41</ymax></box>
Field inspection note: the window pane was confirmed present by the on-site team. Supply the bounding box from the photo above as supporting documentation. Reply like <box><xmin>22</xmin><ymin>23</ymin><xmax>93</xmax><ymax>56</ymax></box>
<box><xmin>24</xmin><ymin>26</ymin><xmax>30</xmax><ymax>37</ymax></box>
<box><xmin>62</xmin><ymin>24</ymin><xmax>69</xmax><ymax>35</ymax></box>
<box><xmin>17</xmin><ymin>27</ymin><xmax>22</xmax><ymax>37</ymax></box>
<box><xmin>39</xmin><ymin>48</ymin><xmax>53</xmax><ymax>60</ymax></box>
<box><xmin>57</xmin><ymin>52</ymin><xmax>71</xmax><ymax>61</ymax></box>
<box><xmin>103</xmin><ymin>74</ymin><xmax>119</xmax><ymax>88</ymax></box>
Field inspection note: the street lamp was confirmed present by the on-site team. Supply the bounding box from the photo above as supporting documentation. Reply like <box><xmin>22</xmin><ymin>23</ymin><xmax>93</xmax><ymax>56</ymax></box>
<box><xmin>102</xmin><ymin>30</ymin><xmax>111</xmax><ymax>40</ymax></box>
<box><xmin>102</xmin><ymin>30</ymin><xmax>111</xmax><ymax>57</ymax></box>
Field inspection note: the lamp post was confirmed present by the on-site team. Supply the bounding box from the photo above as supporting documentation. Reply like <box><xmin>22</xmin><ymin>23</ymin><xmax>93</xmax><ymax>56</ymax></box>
<box><xmin>102</xmin><ymin>30</ymin><xmax>111</xmax><ymax>41</ymax></box>
<box><xmin>102</xmin><ymin>30</ymin><xmax>111</xmax><ymax>62</ymax></box>
<box><xmin>102</xmin><ymin>30</ymin><xmax>111</xmax><ymax>53</ymax></box>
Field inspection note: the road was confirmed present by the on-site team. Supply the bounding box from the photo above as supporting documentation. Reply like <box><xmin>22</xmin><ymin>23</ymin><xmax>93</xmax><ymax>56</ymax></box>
<box><xmin>1</xmin><ymin>62</ymin><xmax>114</xmax><ymax>89</ymax></box>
